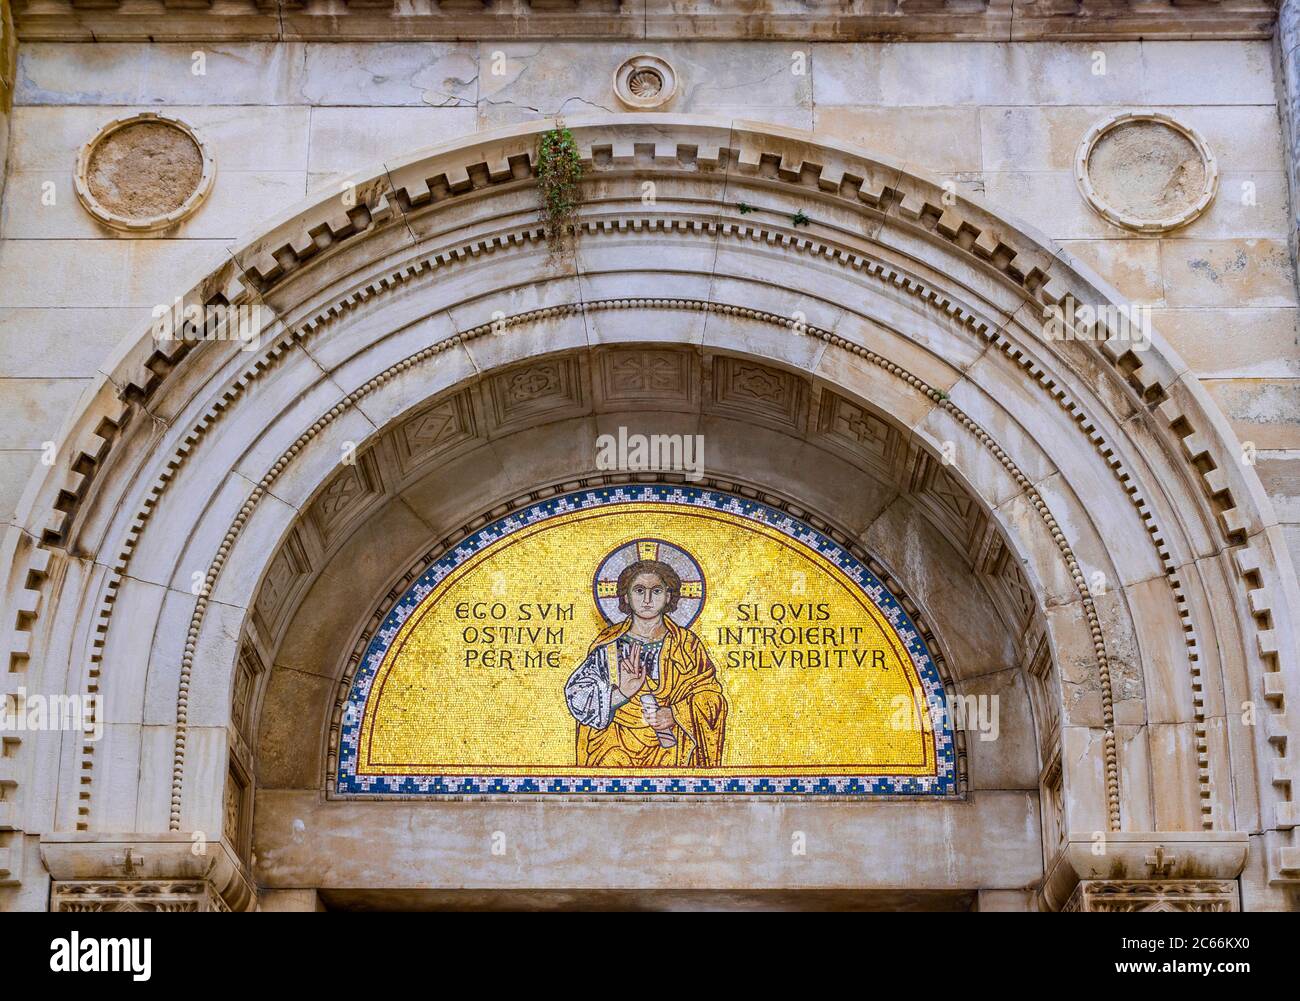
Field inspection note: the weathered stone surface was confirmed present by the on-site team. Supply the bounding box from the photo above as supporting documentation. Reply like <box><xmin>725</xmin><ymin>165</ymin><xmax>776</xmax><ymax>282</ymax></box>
<box><xmin>0</xmin><ymin>25</ymin><xmax>1296</xmax><ymax>911</ymax></box>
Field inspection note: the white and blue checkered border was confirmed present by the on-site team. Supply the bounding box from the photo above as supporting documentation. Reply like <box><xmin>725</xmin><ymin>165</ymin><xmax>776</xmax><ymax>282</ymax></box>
<box><xmin>336</xmin><ymin>486</ymin><xmax>958</xmax><ymax>797</ymax></box>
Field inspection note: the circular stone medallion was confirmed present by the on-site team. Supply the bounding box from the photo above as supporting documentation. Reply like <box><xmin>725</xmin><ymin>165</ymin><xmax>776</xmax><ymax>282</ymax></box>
<box><xmin>613</xmin><ymin>54</ymin><xmax>678</xmax><ymax>110</ymax></box>
<box><xmin>75</xmin><ymin>113</ymin><xmax>215</xmax><ymax>232</ymax></box>
<box><xmin>1075</xmin><ymin>112</ymin><xmax>1218</xmax><ymax>233</ymax></box>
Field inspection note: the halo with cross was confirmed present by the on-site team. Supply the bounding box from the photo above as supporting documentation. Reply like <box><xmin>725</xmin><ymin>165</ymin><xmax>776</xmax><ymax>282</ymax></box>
<box><xmin>592</xmin><ymin>537</ymin><xmax>706</xmax><ymax>628</ymax></box>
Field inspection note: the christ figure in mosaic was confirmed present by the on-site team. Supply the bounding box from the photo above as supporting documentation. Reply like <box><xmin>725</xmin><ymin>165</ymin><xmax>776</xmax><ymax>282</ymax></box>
<box><xmin>563</xmin><ymin>559</ymin><xmax>727</xmax><ymax>767</ymax></box>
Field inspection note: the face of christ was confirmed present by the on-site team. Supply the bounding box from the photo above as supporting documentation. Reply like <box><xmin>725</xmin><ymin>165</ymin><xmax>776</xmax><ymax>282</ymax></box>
<box><xmin>627</xmin><ymin>571</ymin><xmax>669</xmax><ymax>628</ymax></box>
<box><xmin>614</xmin><ymin>558</ymin><xmax>681</xmax><ymax>640</ymax></box>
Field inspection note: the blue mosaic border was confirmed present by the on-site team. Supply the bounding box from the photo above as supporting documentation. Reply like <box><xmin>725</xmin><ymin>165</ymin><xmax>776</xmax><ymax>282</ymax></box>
<box><xmin>336</xmin><ymin>486</ymin><xmax>958</xmax><ymax>797</ymax></box>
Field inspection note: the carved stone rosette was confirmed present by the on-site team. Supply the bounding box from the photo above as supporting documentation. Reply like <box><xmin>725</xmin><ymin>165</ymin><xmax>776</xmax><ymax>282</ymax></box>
<box><xmin>52</xmin><ymin>880</ymin><xmax>231</xmax><ymax>913</ymax></box>
<box><xmin>1064</xmin><ymin>880</ymin><xmax>1239</xmax><ymax>913</ymax></box>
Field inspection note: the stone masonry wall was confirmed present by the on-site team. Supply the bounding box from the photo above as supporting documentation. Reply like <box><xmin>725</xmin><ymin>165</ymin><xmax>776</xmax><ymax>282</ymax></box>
<box><xmin>0</xmin><ymin>38</ymin><xmax>1296</xmax><ymax>572</ymax></box>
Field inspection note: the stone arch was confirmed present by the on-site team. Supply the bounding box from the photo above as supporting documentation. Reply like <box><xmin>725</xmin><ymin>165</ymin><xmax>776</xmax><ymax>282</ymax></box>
<box><xmin>13</xmin><ymin>115</ymin><xmax>1295</xmax><ymax>910</ymax></box>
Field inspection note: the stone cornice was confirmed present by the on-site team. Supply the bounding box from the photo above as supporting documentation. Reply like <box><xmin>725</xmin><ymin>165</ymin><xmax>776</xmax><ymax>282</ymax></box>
<box><xmin>12</xmin><ymin>0</ymin><xmax>1280</xmax><ymax>44</ymax></box>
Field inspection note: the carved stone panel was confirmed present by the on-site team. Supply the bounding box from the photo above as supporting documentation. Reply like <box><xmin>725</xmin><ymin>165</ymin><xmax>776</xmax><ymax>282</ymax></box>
<box><xmin>485</xmin><ymin>357</ymin><xmax>586</xmax><ymax>433</ymax></box>
<box><xmin>1064</xmin><ymin>880</ymin><xmax>1239</xmax><ymax>912</ymax></box>
<box><xmin>51</xmin><ymin>880</ymin><xmax>231</xmax><ymax>912</ymax></box>
<box><xmin>252</xmin><ymin>529</ymin><xmax>311</xmax><ymax>646</ymax></box>
<box><xmin>307</xmin><ymin>448</ymin><xmax>383</xmax><ymax>549</ymax></box>
<box><xmin>392</xmin><ymin>391</ymin><xmax>478</xmax><ymax>480</ymax></box>
<box><xmin>707</xmin><ymin>356</ymin><xmax>805</xmax><ymax>432</ymax></box>
<box><xmin>596</xmin><ymin>348</ymin><xmax>697</xmax><ymax>411</ymax></box>
<box><xmin>814</xmin><ymin>389</ymin><xmax>903</xmax><ymax>482</ymax></box>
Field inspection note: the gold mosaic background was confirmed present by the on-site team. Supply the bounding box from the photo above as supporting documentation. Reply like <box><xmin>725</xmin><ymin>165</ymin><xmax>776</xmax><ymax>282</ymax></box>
<box><xmin>357</xmin><ymin>503</ymin><xmax>934</xmax><ymax>777</ymax></box>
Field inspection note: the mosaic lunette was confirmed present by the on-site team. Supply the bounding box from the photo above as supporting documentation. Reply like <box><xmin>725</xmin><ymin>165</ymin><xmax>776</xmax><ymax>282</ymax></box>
<box><xmin>337</xmin><ymin>487</ymin><xmax>956</xmax><ymax>796</ymax></box>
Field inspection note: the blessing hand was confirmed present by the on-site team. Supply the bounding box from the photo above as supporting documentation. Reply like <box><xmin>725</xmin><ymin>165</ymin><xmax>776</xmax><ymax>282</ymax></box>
<box><xmin>617</xmin><ymin>645</ymin><xmax>647</xmax><ymax>699</ymax></box>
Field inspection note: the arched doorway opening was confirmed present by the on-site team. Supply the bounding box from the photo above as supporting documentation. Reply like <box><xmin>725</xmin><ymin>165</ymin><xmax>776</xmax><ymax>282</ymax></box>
<box><xmin>16</xmin><ymin>116</ymin><xmax>1293</xmax><ymax>911</ymax></box>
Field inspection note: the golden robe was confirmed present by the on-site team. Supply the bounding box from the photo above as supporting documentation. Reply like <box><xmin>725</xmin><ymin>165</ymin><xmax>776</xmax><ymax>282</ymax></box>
<box><xmin>574</xmin><ymin>617</ymin><xmax>727</xmax><ymax>768</ymax></box>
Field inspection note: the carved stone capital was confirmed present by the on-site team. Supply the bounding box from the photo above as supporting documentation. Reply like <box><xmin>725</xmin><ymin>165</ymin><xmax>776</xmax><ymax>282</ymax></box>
<box><xmin>51</xmin><ymin>879</ymin><xmax>230</xmax><ymax>912</ymax></box>
<box><xmin>1064</xmin><ymin>880</ymin><xmax>1239</xmax><ymax>913</ymax></box>
<box><xmin>1040</xmin><ymin>831</ymin><xmax>1249</xmax><ymax>912</ymax></box>
<box><xmin>40</xmin><ymin>833</ymin><xmax>254</xmax><ymax>912</ymax></box>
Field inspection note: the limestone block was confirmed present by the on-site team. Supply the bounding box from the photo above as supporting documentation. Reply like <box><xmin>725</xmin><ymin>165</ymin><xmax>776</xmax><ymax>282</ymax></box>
<box><xmin>176</xmin><ymin>724</ymin><xmax>233</xmax><ymax>839</ymax></box>
<box><xmin>574</xmin><ymin>240</ymin><xmax>718</xmax><ymax>314</ymax></box>
<box><xmin>83</xmin><ymin>722</ymin><xmax>143</xmax><ymax>831</ymax></box>
<box><xmin>268</xmin><ymin>499</ymin><xmax>433</xmax><ymax>678</ymax></box>
<box><xmin>976</xmin><ymin>889</ymin><xmax>1035</xmax><ymax>911</ymax></box>
<box><xmin>253</xmin><ymin>789</ymin><xmax>1043</xmax><ymax>891</ymax></box>
<box><xmin>1202</xmin><ymin>379</ymin><xmax>1300</xmax><ymax>450</ymax></box>
<box><xmin>582</xmin><ymin>294</ymin><xmax>711</xmax><ymax>348</ymax></box>
<box><xmin>458</xmin><ymin>304</ymin><xmax>589</xmax><ymax>376</ymax></box>
<box><xmin>2</xmin><ymin>169</ymin><xmax>305</xmax><ymax>240</ymax></box>
<box><xmin>95</xmin><ymin>574</ymin><xmax>168</xmax><ymax>725</ymax></box>
<box><xmin>297</xmin><ymin>297</ymin><xmax>461</xmax><ymax>379</ymax></box>
<box><xmin>7</xmin><ymin>105</ymin><xmax>311</xmax><ymax>173</ymax></box>
<box><xmin>701</xmin><ymin>308</ymin><xmax>829</xmax><ymax>378</ymax></box>
<box><xmin>1255</xmin><ymin>451</ymin><xmax>1300</xmax><ymax>523</ymax></box>
<box><xmin>812</xmin><ymin>42</ymin><xmax>1145</xmax><ymax>108</ymax></box>
<box><xmin>916</xmin><ymin>391</ymin><xmax>1052</xmax><ymax>509</ymax></box>
<box><xmin>230</xmin><ymin>389</ymin><xmax>376</xmax><ymax>515</ymax></box>
<box><xmin>297</xmin><ymin>42</ymin><xmax>478</xmax><ymax>107</ymax></box>
<box><xmin>814</xmin><ymin>342</ymin><xmax>938</xmax><ymax>433</ymax></box>
<box><xmin>1178</xmin><ymin>172</ymin><xmax>1287</xmax><ymax>240</ymax></box>
<box><xmin>0</xmin><ymin>378</ymin><xmax>89</xmax><ymax>448</ymax></box>
<box><xmin>476</xmin><ymin>42</ymin><xmax>811</xmax><ymax>130</ymax></box>
<box><xmin>1057</xmin><ymin>240</ymin><xmax>1164</xmax><ymax>305</ymax></box>
<box><xmin>1148</xmin><ymin>721</ymin><xmax>1207</xmax><ymax>831</ymax></box>
<box><xmin>1126</xmin><ymin>575</ymin><xmax>1197</xmax><ymax>725</ymax></box>
<box><xmin>0</xmin><ymin>450</ymin><xmax>36</xmax><ymax>525</ymax></box>
<box><xmin>0</xmin><ymin>306</ymin><xmax>152</xmax><ymax>378</ymax></box>
<box><xmin>141</xmin><ymin>588</ymin><xmax>199</xmax><ymax>726</ymax></box>
<box><xmin>982</xmin><ymin>105</ymin><xmax>1284</xmax><ymax>176</ymax></box>
<box><xmin>960</xmin><ymin>667</ymin><xmax>1039</xmax><ymax>791</ymax></box>
<box><xmin>255</xmin><ymin>665</ymin><xmax>337</xmax><ymax>791</ymax></box>
<box><xmin>338</xmin><ymin>336</ymin><xmax>478</xmax><ymax>432</ymax></box>
<box><xmin>985</xmin><ymin>171</ymin><xmax>1121</xmax><ymax>240</ymax></box>
<box><xmin>1160</xmin><ymin>239</ymin><xmax>1297</xmax><ymax>308</ymax></box>
<box><xmin>1115</xmin><ymin>724</ymin><xmax>1154</xmax><ymax>831</ymax></box>
<box><xmin>1034</xmin><ymin>468</ymin><xmax>1161</xmax><ymax>590</ymax></box>
<box><xmin>258</xmin><ymin>888</ymin><xmax>324</xmax><ymax>911</ymax></box>
<box><xmin>1060</xmin><ymin>724</ymin><xmax>1110</xmax><ymax>835</ymax></box>
<box><xmin>1202</xmin><ymin>713</ymin><xmax>1236</xmax><ymax>833</ymax></box>
<box><xmin>131</xmin><ymin>466</ymin><xmax>256</xmax><ymax>591</ymax></box>
<box><xmin>994</xmin><ymin>490</ymin><xmax>1084</xmax><ymax>611</ymax></box>
<box><xmin>16</xmin><ymin>42</ymin><xmax>304</xmax><ymax>106</ymax></box>
<box><xmin>396</xmin><ymin>437</ymin><xmax>512</xmax><ymax>535</ymax></box>
<box><xmin>0</xmin><ymin>238</ymin><xmax>229</xmax><ymax>307</ymax></box>
<box><xmin>504</xmin><ymin>411</ymin><xmax>616</xmax><ymax>483</ymax></box>
<box><xmin>206</xmin><ymin>487</ymin><xmax>299</xmax><ymax>612</ymax></box>
<box><xmin>861</xmin><ymin>497</ymin><xmax>1020</xmax><ymax>681</ymax></box>
<box><xmin>706</xmin><ymin>266</ymin><xmax>849</xmax><ymax>332</ymax></box>
<box><xmin>1154</xmin><ymin>307</ymin><xmax>1300</xmax><ymax>379</ymax></box>
<box><xmin>813</xmin><ymin>107</ymin><xmax>981</xmax><ymax>174</ymax></box>
<box><xmin>1139</xmin><ymin>41</ymin><xmax>1277</xmax><ymax>106</ymax></box>
<box><xmin>307</xmin><ymin>106</ymin><xmax>477</xmax><ymax>175</ymax></box>
<box><xmin>1045</xmin><ymin>602</ymin><xmax>1107</xmax><ymax>729</ymax></box>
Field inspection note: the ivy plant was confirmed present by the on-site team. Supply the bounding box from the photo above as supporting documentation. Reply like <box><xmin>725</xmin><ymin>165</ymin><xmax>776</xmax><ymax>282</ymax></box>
<box><xmin>537</xmin><ymin>124</ymin><xmax>583</xmax><ymax>254</ymax></box>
